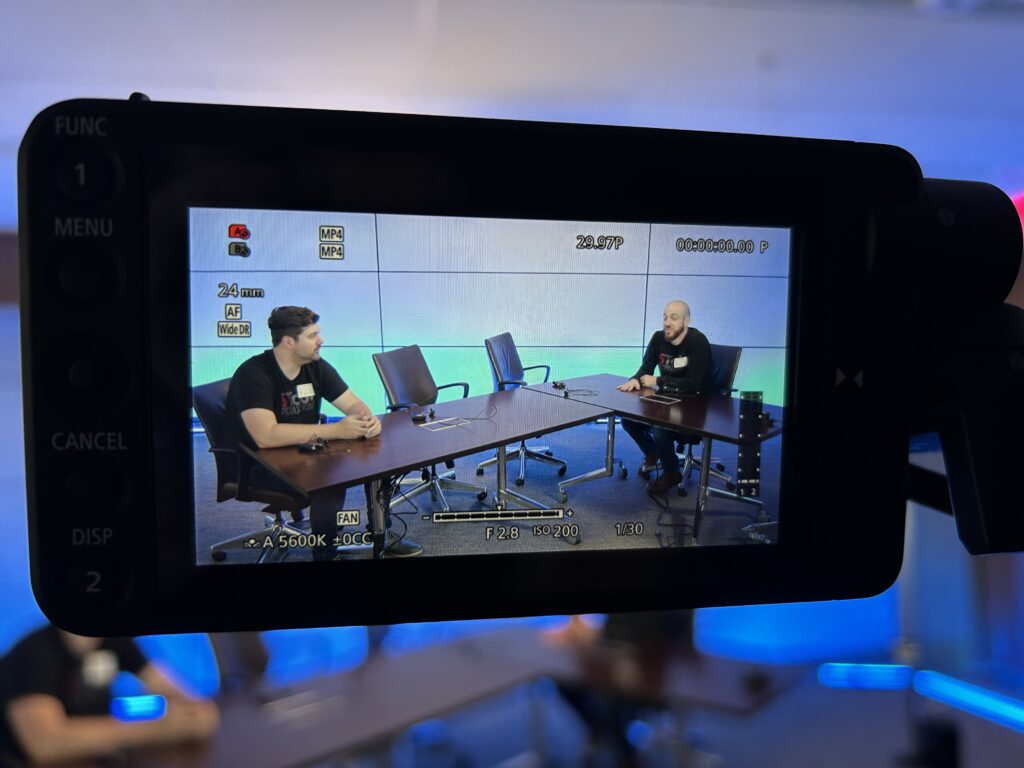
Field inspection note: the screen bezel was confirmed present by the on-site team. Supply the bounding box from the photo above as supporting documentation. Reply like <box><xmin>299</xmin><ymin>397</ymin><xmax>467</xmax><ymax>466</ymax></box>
<box><xmin>138</xmin><ymin>106</ymin><xmax>905</xmax><ymax>630</ymax></box>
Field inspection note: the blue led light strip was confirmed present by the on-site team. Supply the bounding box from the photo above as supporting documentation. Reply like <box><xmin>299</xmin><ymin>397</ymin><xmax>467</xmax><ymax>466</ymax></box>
<box><xmin>817</xmin><ymin>663</ymin><xmax>913</xmax><ymax>690</ymax></box>
<box><xmin>110</xmin><ymin>695</ymin><xmax>167</xmax><ymax>722</ymax></box>
<box><xmin>913</xmin><ymin>671</ymin><xmax>1024</xmax><ymax>733</ymax></box>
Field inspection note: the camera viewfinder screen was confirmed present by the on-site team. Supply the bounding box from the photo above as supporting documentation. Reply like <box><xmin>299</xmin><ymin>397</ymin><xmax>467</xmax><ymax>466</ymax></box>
<box><xmin>189</xmin><ymin>208</ymin><xmax>790</xmax><ymax>563</ymax></box>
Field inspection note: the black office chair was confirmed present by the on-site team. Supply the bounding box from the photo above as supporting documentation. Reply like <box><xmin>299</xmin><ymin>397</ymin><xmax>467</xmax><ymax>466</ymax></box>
<box><xmin>372</xmin><ymin>345</ymin><xmax>489</xmax><ymax>511</ymax></box>
<box><xmin>192</xmin><ymin>378</ymin><xmax>310</xmax><ymax>563</ymax></box>
<box><xmin>639</xmin><ymin>344</ymin><xmax>746</xmax><ymax>498</ymax></box>
<box><xmin>475</xmin><ymin>332</ymin><xmax>568</xmax><ymax>486</ymax></box>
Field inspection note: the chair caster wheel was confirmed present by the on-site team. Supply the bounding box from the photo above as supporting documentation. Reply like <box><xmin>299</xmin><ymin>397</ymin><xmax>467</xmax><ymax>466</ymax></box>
<box><xmin>639</xmin><ymin>469</ymin><xmax>651</xmax><ymax>481</ymax></box>
<box><xmin>421</xmin><ymin>470</ymin><xmax>430</xmax><ymax>481</ymax></box>
<box><xmin>477</xmin><ymin>490</ymin><xmax>488</xmax><ymax>501</ymax></box>
<box><xmin>726</xmin><ymin>482</ymin><xmax>736</xmax><ymax>491</ymax></box>
<box><xmin>619</xmin><ymin>466</ymin><xmax>628</xmax><ymax>479</ymax></box>
<box><xmin>476</xmin><ymin>468</ymin><xmax>485</xmax><ymax>476</ymax></box>
<box><xmin>212</xmin><ymin>551</ymin><xmax>227</xmax><ymax>562</ymax></box>
<box><xmin>757</xmin><ymin>511</ymin><xmax>770</xmax><ymax>523</ymax></box>
<box><xmin>678</xmin><ymin>488</ymin><xmax>688</xmax><ymax>497</ymax></box>
<box><xmin>544</xmin><ymin>450</ymin><xmax>553</xmax><ymax>456</ymax></box>
<box><xmin>557</xmin><ymin>491</ymin><xmax>568</xmax><ymax>503</ymax></box>
<box><xmin>715</xmin><ymin>462</ymin><xmax>726</xmax><ymax>472</ymax></box>
<box><xmin>557</xmin><ymin>466</ymin><xmax>567</xmax><ymax>476</ymax></box>
<box><xmin>515</xmin><ymin>478</ymin><xmax>525</xmax><ymax>487</ymax></box>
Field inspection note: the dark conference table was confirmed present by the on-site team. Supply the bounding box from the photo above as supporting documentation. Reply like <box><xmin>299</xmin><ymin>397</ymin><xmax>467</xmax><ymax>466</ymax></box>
<box><xmin>244</xmin><ymin>387</ymin><xmax>611</xmax><ymax>556</ymax></box>
<box><xmin>136</xmin><ymin>630</ymin><xmax>558</xmax><ymax>768</ymax></box>
<box><xmin>245</xmin><ymin>373</ymin><xmax>784</xmax><ymax>554</ymax></box>
<box><xmin>526</xmin><ymin>374</ymin><xmax>785</xmax><ymax>540</ymax></box>
<box><xmin>132</xmin><ymin>627</ymin><xmax>801</xmax><ymax>768</ymax></box>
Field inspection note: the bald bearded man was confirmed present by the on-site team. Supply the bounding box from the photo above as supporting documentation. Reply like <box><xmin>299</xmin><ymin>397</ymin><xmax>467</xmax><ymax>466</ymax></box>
<box><xmin>617</xmin><ymin>300</ymin><xmax>715</xmax><ymax>495</ymax></box>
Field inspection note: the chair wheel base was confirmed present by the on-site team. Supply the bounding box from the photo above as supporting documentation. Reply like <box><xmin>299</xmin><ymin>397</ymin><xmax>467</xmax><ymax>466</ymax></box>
<box><xmin>515</xmin><ymin>478</ymin><xmax>525</xmax><ymax>487</ymax></box>
<box><xmin>475</xmin><ymin>468</ymin><xmax>485</xmax><ymax>476</ymax></box>
<box><xmin>557</xmin><ymin>466</ymin><xmax>567</xmax><ymax>476</ymax></box>
<box><xmin>477</xmin><ymin>490</ymin><xmax>488</xmax><ymax>501</ymax></box>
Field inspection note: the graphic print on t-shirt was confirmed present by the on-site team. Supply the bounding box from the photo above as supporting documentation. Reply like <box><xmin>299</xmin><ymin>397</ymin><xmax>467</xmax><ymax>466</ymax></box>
<box><xmin>279</xmin><ymin>388</ymin><xmax>317</xmax><ymax>417</ymax></box>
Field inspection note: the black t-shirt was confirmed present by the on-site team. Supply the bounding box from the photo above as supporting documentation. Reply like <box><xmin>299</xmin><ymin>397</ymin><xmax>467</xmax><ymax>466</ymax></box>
<box><xmin>632</xmin><ymin>327</ymin><xmax>715</xmax><ymax>396</ymax></box>
<box><xmin>0</xmin><ymin>626</ymin><xmax>148</xmax><ymax>764</ymax></box>
<box><xmin>226</xmin><ymin>350</ymin><xmax>348</xmax><ymax>450</ymax></box>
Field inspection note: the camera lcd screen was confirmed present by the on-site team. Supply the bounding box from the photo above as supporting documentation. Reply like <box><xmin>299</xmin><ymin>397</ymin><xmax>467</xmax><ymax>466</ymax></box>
<box><xmin>189</xmin><ymin>207</ymin><xmax>791</xmax><ymax>563</ymax></box>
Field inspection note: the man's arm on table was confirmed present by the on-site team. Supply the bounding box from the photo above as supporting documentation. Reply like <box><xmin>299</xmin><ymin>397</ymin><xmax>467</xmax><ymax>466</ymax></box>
<box><xmin>618</xmin><ymin>336</ymin><xmax>660</xmax><ymax>391</ymax></box>
<box><xmin>331</xmin><ymin>389</ymin><xmax>381</xmax><ymax>438</ymax></box>
<box><xmin>6</xmin><ymin>667</ymin><xmax>218</xmax><ymax>765</ymax></box>
<box><xmin>241</xmin><ymin>404</ymin><xmax>376</xmax><ymax>448</ymax></box>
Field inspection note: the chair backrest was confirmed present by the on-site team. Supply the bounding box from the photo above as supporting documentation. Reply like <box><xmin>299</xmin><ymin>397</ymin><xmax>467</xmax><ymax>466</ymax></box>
<box><xmin>708</xmin><ymin>344</ymin><xmax>742</xmax><ymax>392</ymax></box>
<box><xmin>192</xmin><ymin>378</ymin><xmax>238</xmax><ymax>502</ymax></box>
<box><xmin>372</xmin><ymin>345</ymin><xmax>440</xmax><ymax>408</ymax></box>
<box><xmin>484</xmin><ymin>332</ymin><xmax>526</xmax><ymax>392</ymax></box>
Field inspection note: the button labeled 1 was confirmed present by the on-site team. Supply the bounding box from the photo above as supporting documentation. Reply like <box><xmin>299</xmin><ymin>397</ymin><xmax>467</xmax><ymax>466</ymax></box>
<box><xmin>55</xmin><ymin>146</ymin><xmax>119</xmax><ymax>202</ymax></box>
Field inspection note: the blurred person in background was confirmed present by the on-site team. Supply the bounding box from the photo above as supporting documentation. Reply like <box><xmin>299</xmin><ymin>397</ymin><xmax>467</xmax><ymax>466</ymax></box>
<box><xmin>548</xmin><ymin>611</ymin><xmax>696</xmax><ymax>768</ymax></box>
<box><xmin>0</xmin><ymin>623</ymin><xmax>219</xmax><ymax>766</ymax></box>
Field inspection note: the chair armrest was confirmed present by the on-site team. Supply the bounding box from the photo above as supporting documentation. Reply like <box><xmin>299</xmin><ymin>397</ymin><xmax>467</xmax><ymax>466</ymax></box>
<box><xmin>386</xmin><ymin>401</ymin><xmax>418</xmax><ymax>412</ymax></box>
<box><xmin>437</xmin><ymin>382</ymin><xmax>470</xmax><ymax>399</ymax></box>
<box><xmin>497</xmin><ymin>378</ymin><xmax>528</xmax><ymax>391</ymax></box>
<box><xmin>522</xmin><ymin>364</ymin><xmax>551</xmax><ymax>383</ymax></box>
<box><xmin>237</xmin><ymin>444</ymin><xmax>307</xmax><ymax>506</ymax></box>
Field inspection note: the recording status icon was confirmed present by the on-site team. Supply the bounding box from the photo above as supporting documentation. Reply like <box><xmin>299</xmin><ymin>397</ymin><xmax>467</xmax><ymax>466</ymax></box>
<box><xmin>228</xmin><ymin>224</ymin><xmax>251</xmax><ymax>239</ymax></box>
<box><xmin>228</xmin><ymin>242</ymin><xmax>251</xmax><ymax>257</ymax></box>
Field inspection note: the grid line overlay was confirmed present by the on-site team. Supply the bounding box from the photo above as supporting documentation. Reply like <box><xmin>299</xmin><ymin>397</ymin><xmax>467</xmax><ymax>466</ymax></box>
<box><xmin>189</xmin><ymin>208</ymin><xmax>792</xmax><ymax>406</ymax></box>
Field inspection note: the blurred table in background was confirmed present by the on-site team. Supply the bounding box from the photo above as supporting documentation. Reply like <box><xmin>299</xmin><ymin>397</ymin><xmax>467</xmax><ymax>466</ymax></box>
<box><xmin>136</xmin><ymin>626</ymin><xmax>802</xmax><ymax>767</ymax></box>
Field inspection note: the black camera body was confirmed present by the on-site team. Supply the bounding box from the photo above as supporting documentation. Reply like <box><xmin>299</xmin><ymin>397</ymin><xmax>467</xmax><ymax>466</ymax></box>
<box><xmin>19</xmin><ymin>97</ymin><xmax>1022</xmax><ymax>635</ymax></box>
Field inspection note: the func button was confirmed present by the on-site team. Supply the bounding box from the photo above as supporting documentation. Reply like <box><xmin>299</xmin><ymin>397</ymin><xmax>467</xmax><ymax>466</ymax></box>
<box><xmin>57</xmin><ymin>250</ymin><xmax>125</xmax><ymax>304</ymax></box>
<box><xmin>55</xmin><ymin>145</ymin><xmax>120</xmax><ymax>202</ymax></box>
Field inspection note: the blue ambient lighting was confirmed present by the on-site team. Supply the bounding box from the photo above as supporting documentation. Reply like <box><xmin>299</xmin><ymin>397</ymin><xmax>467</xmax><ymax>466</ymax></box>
<box><xmin>625</xmin><ymin>719</ymin><xmax>654</xmax><ymax>748</ymax></box>
<box><xmin>695</xmin><ymin>585</ymin><xmax>900</xmax><ymax>664</ymax></box>
<box><xmin>110</xmin><ymin>695</ymin><xmax>167</xmax><ymax>722</ymax></box>
<box><xmin>913</xmin><ymin>671</ymin><xmax>1024</xmax><ymax>733</ymax></box>
<box><xmin>817</xmin><ymin>663</ymin><xmax>912</xmax><ymax>690</ymax></box>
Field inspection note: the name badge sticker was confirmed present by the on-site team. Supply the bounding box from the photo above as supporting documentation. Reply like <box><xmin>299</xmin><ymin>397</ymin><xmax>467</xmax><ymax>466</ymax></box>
<box><xmin>296</xmin><ymin>383</ymin><xmax>315</xmax><ymax>399</ymax></box>
<box><xmin>672</xmin><ymin>356</ymin><xmax>689</xmax><ymax>369</ymax></box>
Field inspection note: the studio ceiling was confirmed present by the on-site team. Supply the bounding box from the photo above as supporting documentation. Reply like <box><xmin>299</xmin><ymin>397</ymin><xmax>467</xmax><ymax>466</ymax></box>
<box><xmin>2</xmin><ymin>0</ymin><xmax>1023</xmax><ymax>231</ymax></box>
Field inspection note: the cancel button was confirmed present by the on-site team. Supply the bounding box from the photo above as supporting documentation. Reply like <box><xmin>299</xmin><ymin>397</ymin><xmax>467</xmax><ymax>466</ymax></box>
<box><xmin>52</xmin><ymin>432</ymin><xmax>127</xmax><ymax>451</ymax></box>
